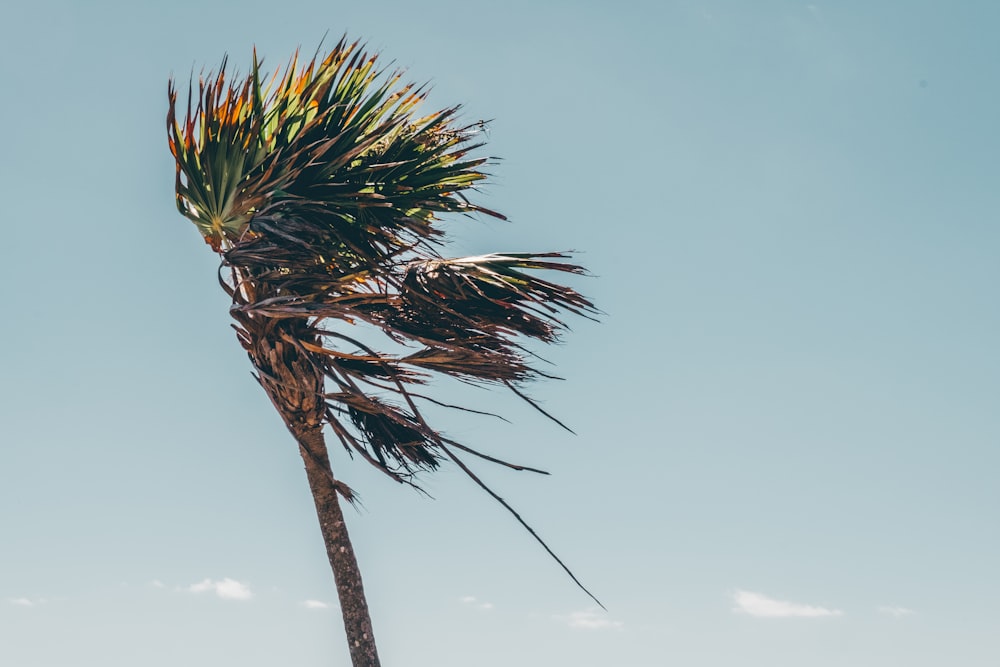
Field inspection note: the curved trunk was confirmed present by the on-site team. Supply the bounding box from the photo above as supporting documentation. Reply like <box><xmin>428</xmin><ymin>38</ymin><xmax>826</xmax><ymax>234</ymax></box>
<box><xmin>296</xmin><ymin>425</ymin><xmax>381</xmax><ymax>667</ymax></box>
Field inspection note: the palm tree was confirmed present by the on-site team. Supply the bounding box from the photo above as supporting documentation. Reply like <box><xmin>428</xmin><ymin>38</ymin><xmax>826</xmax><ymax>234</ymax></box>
<box><xmin>166</xmin><ymin>38</ymin><xmax>598</xmax><ymax>667</ymax></box>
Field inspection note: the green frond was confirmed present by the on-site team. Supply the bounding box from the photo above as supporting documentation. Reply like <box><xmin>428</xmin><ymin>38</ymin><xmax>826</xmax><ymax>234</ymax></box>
<box><xmin>168</xmin><ymin>37</ymin><xmax>597</xmax><ymax>487</ymax></box>
<box><xmin>168</xmin><ymin>38</ymin><xmax>603</xmax><ymax>609</ymax></box>
<box><xmin>167</xmin><ymin>38</ymin><xmax>499</xmax><ymax>253</ymax></box>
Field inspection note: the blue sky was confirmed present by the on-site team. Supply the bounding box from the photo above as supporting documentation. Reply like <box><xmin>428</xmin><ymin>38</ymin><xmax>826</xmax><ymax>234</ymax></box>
<box><xmin>1</xmin><ymin>1</ymin><xmax>999</xmax><ymax>665</ymax></box>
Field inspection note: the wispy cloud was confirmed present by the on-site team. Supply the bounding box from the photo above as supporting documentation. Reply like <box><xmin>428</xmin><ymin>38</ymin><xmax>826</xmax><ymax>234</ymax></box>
<box><xmin>555</xmin><ymin>608</ymin><xmax>624</xmax><ymax>631</ymax></box>
<box><xmin>187</xmin><ymin>578</ymin><xmax>253</xmax><ymax>601</ymax></box>
<box><xmin>149</xmin><ymin>579</ymin><xmax>166</xmax><ymax>589</ymax></box>
<box><xmin>460</xmin><ymin>595</ymin><xmax>494</xmax><ymax>611</ymax></box>
<box><xmin>302</xmin><ymin>599</ymin><xmax>330</xmax><ymax>610</ymax></box>
<box><xmin>733</xmin><ymin>590</ymin><xmax>842</xmax><ymax>618</ymax></box>
<box><xmin>8</xmin><ymin>597</ymin><xmax>42</xmax><ymax>607</ymax></box>
<box><xmin>878</xmin><ymin>605</ymin><xmax>915</xmax><ymax>617</ymax></box>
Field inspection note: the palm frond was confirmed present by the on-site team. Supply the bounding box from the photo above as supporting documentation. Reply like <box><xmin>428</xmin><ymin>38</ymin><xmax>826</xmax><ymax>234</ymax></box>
<box><xmin>170</xmin><ymin>37</ymin><xmax>600</xmax><ymax>477</ymax></box>
<box><xmin>167</xmin><ymin>37</ymin><xmax>500</xmax><ymax>255</ymax></box>
<box><xmin>168</xmin><ymin>38</ymin><xmax>601</xmax><ymax>605</ymax></box>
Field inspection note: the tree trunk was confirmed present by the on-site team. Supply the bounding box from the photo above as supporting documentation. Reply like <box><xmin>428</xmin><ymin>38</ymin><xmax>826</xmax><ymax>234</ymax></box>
<box><xmin>296</xmin><ymin>425</ymin><xmax>381</xmax><ymax>667</ymax></box>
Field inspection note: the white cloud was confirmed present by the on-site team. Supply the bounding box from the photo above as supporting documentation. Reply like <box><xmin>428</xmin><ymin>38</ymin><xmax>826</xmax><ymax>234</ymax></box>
<box><xmin>460</xmin><ymin>595</ymin><xmax>494</xmax><ymax>611</ymax></box>
<box><xmin>187</xmin><ymin>578</ymin><xmax>253</xmax><ymax>601</ymax></box>
<box><xmin>302</xmin><ymin>599</ymin><xmax>330</xmax><ymax>610</ymax></box>
<box><xmin>878</xmin><ymin>605</ymin><xmax>915</xmax><ymax>617</ymax></box>
<box><xmin>8</xmin><ymin>597</ymin><xmax>37</xmax><ymax>607</ymax></box>
<box><xmin>556</xmin><ymin>608</ymin><xmax>624</xmax><ymax>631</ymax></box>
<box><xmin>149</xmin><ymin>580</ymin><xmax>166</xmax><ymax>589</ymax></box>
<box><xmin>733</xmin><ymin>590</ymin><xmax>842</xmax><ymax>618</ymax></box>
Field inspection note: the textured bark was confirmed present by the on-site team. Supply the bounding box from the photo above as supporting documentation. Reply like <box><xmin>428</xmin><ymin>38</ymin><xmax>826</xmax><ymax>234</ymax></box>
<box><xmin>296</xmin><ymin>425</ymin><xmax>381</xmax><ymax>667</ymax></box>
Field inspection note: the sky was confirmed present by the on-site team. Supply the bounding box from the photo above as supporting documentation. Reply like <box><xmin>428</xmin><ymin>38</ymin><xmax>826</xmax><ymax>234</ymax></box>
<box><xmin>1</xmin><ymin>1</ymin><xmax>999</xmax><ymax>665</ymax></box>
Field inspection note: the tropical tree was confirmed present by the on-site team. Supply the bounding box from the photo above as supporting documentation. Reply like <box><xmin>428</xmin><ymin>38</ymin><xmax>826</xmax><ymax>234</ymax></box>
<box><xmin>166</xmin><ymin>38</ymin><xmax>598</xmax><ymax>667</ymax></box>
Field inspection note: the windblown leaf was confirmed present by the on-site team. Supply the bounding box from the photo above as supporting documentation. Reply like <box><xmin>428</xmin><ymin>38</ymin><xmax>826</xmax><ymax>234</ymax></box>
<box><xmin>168</xmin><ymin>38</ymin><xmax>602</xmax><ymax>608</ymax></box>
<box><xmin>169</xmin><ymin>34</ymin><xmax>602</xmax><ymax>485</ymax></box>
